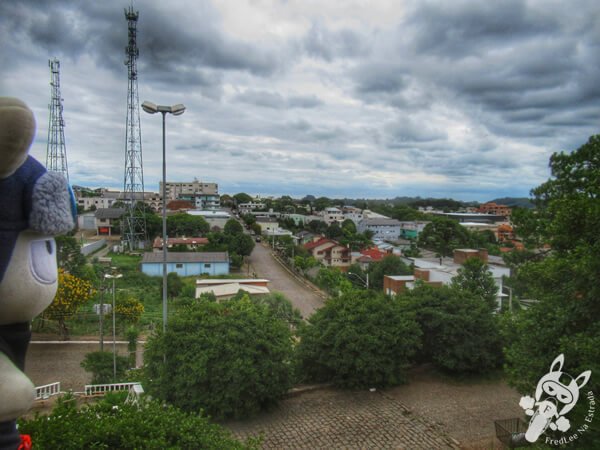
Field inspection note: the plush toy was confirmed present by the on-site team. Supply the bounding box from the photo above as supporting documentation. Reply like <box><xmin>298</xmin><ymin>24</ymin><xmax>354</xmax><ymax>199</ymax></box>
<box><xmin>0</xmin><ymin>97</ymin><xmax>75</xmax><ymax>449</ymax></box>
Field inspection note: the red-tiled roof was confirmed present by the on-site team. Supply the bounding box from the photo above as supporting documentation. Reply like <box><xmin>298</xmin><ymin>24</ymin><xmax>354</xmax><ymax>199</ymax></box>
<box><xmin>360</xmin><ymin>247</ymin><xmax>387</xmax><ymax>261</ymax></box>
<box><xmin>304</xmin><ymin>237</ymin><xmax>334</xmax><ymax>251</ymax></box>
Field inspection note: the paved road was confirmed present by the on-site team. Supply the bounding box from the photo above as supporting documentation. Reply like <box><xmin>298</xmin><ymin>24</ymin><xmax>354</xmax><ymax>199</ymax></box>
<box><xmin>248</xmin><ymin>243</ymin><xmax>324</xmax><ymax>318</ymax></box>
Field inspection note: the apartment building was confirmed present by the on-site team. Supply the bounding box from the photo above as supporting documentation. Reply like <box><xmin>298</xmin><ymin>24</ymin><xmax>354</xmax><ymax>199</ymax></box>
<box><xmin>159</xmin><ymin>179</ymin><xmax>219</xmax><ymax>202</ymax></box>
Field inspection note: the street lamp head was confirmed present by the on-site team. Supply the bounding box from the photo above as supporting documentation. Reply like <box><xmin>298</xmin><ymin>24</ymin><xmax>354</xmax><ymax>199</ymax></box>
<box><xmin>170</xmin><ymin>104</ymin><xmax>186</xmax><ymax>116</ymax></box>
<box><xmin>141</xmin><ymin>101</ymin><xmax>158</xmax><ymax>114</ymax></box>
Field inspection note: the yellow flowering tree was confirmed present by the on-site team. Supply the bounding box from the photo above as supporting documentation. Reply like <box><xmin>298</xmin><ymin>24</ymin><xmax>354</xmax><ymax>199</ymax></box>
<box><xmin>46</xmin><ymin>269</ymin><xmax>94</xmax><ymax>340</ymax></box>
<box><xmin>115</xmin><ymin>296</ymin><xmax>144</xmax><ymax>324</ymax></box>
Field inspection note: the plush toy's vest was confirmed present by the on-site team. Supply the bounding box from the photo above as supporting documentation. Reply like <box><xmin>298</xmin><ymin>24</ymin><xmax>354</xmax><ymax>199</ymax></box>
<box><xmin>0</xmin><ymin>97</ymin><xmax>75</xmax><ymax>450</ymax></box>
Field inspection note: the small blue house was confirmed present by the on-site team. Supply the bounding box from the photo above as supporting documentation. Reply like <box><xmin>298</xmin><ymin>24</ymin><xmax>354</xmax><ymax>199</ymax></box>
<box><xmin>141</xmin><ymin>252</ymin><xmax>229</xmax><ymax>277</ymax></box>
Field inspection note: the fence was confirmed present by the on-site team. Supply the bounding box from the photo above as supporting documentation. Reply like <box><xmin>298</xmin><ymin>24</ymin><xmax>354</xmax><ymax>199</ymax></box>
<box><xmin>84</xmin><ymin>382</ymin><xmax>141</xmax><ymax>396</ymax></box>
<box><xmin>35</xmin><ymin>382</ymin><xmax>61</xmax><ymax>400</ymax></box>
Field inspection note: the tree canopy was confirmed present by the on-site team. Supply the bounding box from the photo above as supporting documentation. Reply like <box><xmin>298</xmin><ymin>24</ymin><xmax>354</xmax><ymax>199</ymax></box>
<box><xmin>297</xmin><ymin>290</ymin><xmax>421</xmax><ymax>388</ymax></box>
<box><xmin>167</xmin><ymin>213</ymin><xmax>210</xmax><ymax>237</ymax></box>
<box><xmin>503</xmin><ymin>135</ymin><xmax>600</xmax><ymax>445</ymax></box>
<box><xmin>398</xmin><ymin>284</ymin><xmax>502</xmax><ymax>373</ymax></box>
<box><xmin>143</xmin><ymin>295</ymin><xmax>294</xmax><ymax>419</ymax></box>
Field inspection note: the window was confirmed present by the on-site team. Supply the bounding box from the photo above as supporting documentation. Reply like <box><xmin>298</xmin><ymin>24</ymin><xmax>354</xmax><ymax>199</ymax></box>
<box><xmin>204</xmin><ymin>263</ymin><xmax>211</xmax><ymax>268</ymax></box>
<box><xmin>175</xmin><ymin>263</ymin><xmax>183</xmax><ymax>269</ymax></box>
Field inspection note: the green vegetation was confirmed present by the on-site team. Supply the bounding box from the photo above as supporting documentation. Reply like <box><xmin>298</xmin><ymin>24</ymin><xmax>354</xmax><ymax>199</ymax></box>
<box><xmin>296</xmin><ymin>290</ymin><xmax>421</xmax><ymax>388</ymax></box>
<box><xmin>502</xmin><ymin>135</ymin><xmax>600</xmax><ymax>445</ymax></box>
<box><xmin>143</xmin><ymin>294</ymin><xmax>294</xmax><ymax>419</ymax></box>
<box><xmin>398</xmin><ymin>284</ymin><xmax>502</xmax><ymax>373</ymax></box>
<box><xmin>18</xmin><ymin>393</ymin><xmax>258</xmax><ymax>450</ymax></box>
<box><xmin>80</xmin><ymin>351</ymin><xmax>130</xmax><ymax>384</ymax></box>
<box><xmin>367</xmin><ymin>254</ymin><xmax>412</xmax><ymax>290</ymax></box>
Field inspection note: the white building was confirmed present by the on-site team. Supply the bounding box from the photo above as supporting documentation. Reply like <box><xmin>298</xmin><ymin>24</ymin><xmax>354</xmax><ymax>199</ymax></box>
<box><xmin>321</xmin><ymin>207</ymin><xmax>344</xmax><ymax>225</ymax></box>
<box><xmin>358</xmin><ymin>218</ymin><xmax>402</xmax><ymax>240</ymax></box>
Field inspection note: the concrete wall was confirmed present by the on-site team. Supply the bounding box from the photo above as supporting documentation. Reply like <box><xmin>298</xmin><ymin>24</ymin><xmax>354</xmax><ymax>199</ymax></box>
<box><xmin>81</xmin><ymin>239</ymin><xmax>106</xmax><ymax>256</ymax></box>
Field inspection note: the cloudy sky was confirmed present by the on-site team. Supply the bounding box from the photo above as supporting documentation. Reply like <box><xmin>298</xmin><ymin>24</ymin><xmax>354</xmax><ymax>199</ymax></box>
<box><xmin>2</xmin><ymin>0</ymin><xmax>600</xmax><ymax>201</ymax></box>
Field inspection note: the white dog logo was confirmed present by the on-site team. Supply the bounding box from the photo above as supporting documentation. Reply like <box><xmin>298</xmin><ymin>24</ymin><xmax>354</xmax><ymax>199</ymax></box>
<box><xmin>519</xmin><ymin>354</ymin><xmax>591</xmax><ymax>443</ymax></box>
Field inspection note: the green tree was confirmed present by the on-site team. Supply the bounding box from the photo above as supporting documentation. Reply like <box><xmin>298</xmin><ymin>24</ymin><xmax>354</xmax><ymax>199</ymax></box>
<box><xmin>315</xmin><ymin>267</ymin><xmax>352</xmax><ymax>296</ymax></box>
<box><xmin>503</xmin><ymin>135</ymin><xmax>600</xmax><ymax>445</ymax></box>
<box><xmin>224</xmin><ymin>218</ymin><xmax>244</xmax><ymax>235</ymax></box>
<box><xmin>55</xmin><ymin>235</ymin><xmax>88</xmax><ymax>279</ymax></box>
<box><xmin>18</xmin><ymin>394</ymin><xmax>257</xmax><ymax>449</ymax></box>
<box><xmin>233</xmin><ymin>192</ymin><xmax>253</xmax><ymax>205</ymax></box>
<box><xmin>167</xmin><ymin>213</ymin><xmax>210</xmax><ymax>236</ymax></box>
<box><xmin>297</xmin><ymin>290</ymin><xmax>421</xmax><ymax>388</ymax></box>
<box><xmin>325</xmin><ymin>222</ymin><xmax>343</xmax><ymax>240</ymax></box>
<box><xmin>417</xmin><ymin>217</ymin><xmax>471</xmax><ymax>257</ymax></box>
<box><xmin>80</xmin><ymin>351</ymin><xmax>129</xmax><ymax>384</ymax></box>
<box><xmin>450</xmin><ymin>257</ymin><xmax>498</xmax><ymax>309</ymax></box>
<box><xmin>313</xmin><ymin>197</ymin><xmax>331</xmax><ymax>211</ymax></box>
<box><xmin>228</xmin><ymin>233</ymin><xmax>255</xmax><ymax>257</ymax></box>
<box><xmin>244</xmin><ymin>292</ymin><xmax>302</xmax><ymax>327</ymax></box>
<box><xmin>398</xmin><ymin>284</ymin><xmax>502</xmax><ymax>373</ymax></box>
<box><xmin>368</xmin><ymin>254</ymin><xmax>412</xmax><ymax>290</ymax></box>
<box><xmin>167</xmin><ymin>272</ymin><xmax>184</xmax><ymax>299</ymax></box>
<box><xmin>307</xmin><ymin>219</ymin><xmax>328</xmax><ymax>234</ymax></box>
<box><xmin>143</xmin><ymin>295</ymin><xmax>294</xmax><ymax>419</ymax></box>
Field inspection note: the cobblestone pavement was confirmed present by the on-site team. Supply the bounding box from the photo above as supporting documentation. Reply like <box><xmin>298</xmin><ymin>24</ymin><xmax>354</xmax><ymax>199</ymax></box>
<box><xmin>225</xmin><ymin>388</ymin><xmax>460</xmax><ymax>449</ymax></box>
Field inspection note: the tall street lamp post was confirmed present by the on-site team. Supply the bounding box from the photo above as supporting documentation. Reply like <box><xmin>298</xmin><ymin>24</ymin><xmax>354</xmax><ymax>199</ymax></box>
<box><xmin>104</xmin><ymin>270</ymin><xmax>123</xmax><ymax>381</ymax></box>
<box><xmin>141</xmin><ymin>101</ymin><xmax>185</xmax><ymax>333</ymax></box>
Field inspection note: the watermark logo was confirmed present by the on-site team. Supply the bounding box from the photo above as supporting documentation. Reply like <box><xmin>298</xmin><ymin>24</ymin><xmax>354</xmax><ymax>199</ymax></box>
<box><xmin>519</xmin><ymin>354</ymin><xmax>593</xmax><ymax>444</ymax></box>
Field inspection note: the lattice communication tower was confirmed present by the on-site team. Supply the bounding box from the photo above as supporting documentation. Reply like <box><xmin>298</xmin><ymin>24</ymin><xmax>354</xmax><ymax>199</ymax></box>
<box><xmin>46</xmin><ymin>58</ymin><xmax>69</xmax><ymax>182</ymax></box>
<box><xmin>122</xmin><ymin>7</ymin><xmax>147</xmax><ymax>251</ymax></box>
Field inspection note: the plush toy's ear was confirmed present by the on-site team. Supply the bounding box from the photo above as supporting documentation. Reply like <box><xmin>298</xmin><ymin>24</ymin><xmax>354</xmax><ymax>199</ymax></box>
<box><xmin>0</xmin><ymin>97</ymin><xmax>35</xmax><ymax>179</ymax></box>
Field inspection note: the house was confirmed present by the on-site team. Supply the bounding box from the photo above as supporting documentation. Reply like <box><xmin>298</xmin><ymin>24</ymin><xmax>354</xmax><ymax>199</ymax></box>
<box><xmin>477</xmin><ymin>202</ymin><xmax>512</xmax><ymax>217</ymax></box>
<box><xmin>358</xmin><ymin>218</ymin><xmax>402</xmax><ymax>240</ymax></box>
<box><xmin>398</xmin><ymin>221</ymin><xmax>429</xmax><ymax>240</ymax></box>
<box><xmin>195</xmin><ymin>278</ymin><xmax>270</xmax><ymax>300</ymax></box>
<box><xmin>141</xmin><ymin>252</ymin><xmax>229</xmax><ymax>277</ymax></box>
<box><xmin>238</xmin><ymin>202</ymin><xmax>266</xmax><ymax>214</ymax></box>
<box><xmin>94</xmin><ymin>208</ymin><xmax>126</xmax><ymax>236</ymax></box>
<box><xmin>304</xmin><ymin>237</ymin><xmax>351</xmax><ymax>269</ymax></box>
<box><xmin>256</xmin><ymin>217</ymin><xmax>279</xmax><ymax>234</ymax></box>
<box><xmin>294</xmin><ymin>230</ymin><xmax>316</xmax><ymax>245</ymax></box>
<box><xmin>383</xmin><ymin>275</ymin><xmax>416</xmax><ymax>296</ymax></box>
<box><xmin>186</xmin><ymin>210</ymin><xmax>230</xmax><ymax>230</ymax></box>
<box><xmin>160</xmin><ymin>180</ymin><xmax>218</xmax><ymax>201</ymax></box>
<box><xmin>397</xmin><ymin>248</ymin><xmax>510</xmax><ymax>309</ymax></box>
<box><xmin>321</xmin><ymin>207</ymin><xmax>344</xmax><ymax>225</ymax></box>
<box><xmin>166</xmin><ymin>200</ymin><xmax>194</xmax><ymax>211</ymax></box>
<box><xmin>152</xmin><ymin>237</ymin><xmax>209</xmax><ymax>251</ymax></box>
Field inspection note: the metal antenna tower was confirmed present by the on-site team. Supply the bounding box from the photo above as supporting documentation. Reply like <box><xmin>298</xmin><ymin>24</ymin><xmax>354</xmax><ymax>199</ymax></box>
<box><xmin>122</xmin><ymin>6</ymin><xmax>146</xmax><ymax>251</ymax></box>
<box><xmin>46</xmin><ymin>58</ymin><xmax>69</xmax><ymax>182</ymax></box>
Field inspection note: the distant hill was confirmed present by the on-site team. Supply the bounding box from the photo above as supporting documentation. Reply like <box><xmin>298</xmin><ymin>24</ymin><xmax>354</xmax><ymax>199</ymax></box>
<box><xmin>489</xmin><ymin>197</ymin><xmax>534</xmax><ymax>209</ymax></box>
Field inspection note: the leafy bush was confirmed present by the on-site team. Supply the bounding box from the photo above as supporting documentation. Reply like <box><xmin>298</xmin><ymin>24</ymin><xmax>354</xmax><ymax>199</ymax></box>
<box><xmin>296</xmin><ymin>290</ymin><xmax>421</xmax><ymax>388</ymax></box>
<box><xmin>18</xmin><ymin>393</ymin><xmax>258</xmax><ymax>450</ymax></box>
<box><xmin>80</xmin><ymin>351</ymin><xmax>130</xmax><ymax>384</ymax></box>
<box><xmin>398</xmin><ymin>284</ymin><xmax>503</xmax><ymax>373</ymax></box>
<box><xmin>143</xmin><ymin>295</ymin><xmax>294</xmax><ymax>419</ymax></box>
